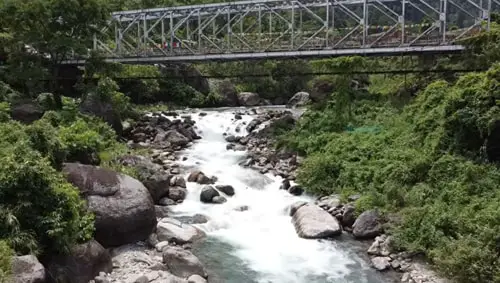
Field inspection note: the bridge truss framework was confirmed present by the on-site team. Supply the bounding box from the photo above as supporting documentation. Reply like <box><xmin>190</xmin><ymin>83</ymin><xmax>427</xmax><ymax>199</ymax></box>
<box><xmin>71</xmin><ymin>0</ymin><xmax>500</xmax><ymax>63</ymax></box>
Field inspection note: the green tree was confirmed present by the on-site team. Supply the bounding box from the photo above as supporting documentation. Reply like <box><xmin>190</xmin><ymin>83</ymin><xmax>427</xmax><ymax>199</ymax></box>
<box><xmin>0</xmin><ymin>0</ymin><xmax>110</xmax><ymax>108</ymax></box>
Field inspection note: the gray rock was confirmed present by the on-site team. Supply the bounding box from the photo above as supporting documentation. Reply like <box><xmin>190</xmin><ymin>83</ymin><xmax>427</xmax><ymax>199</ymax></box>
<box><xmin>289</xmin><ymin>201</ymin><xmax>307</xmax><ymax>216</ymax></box>
<box><xmin>237</xmin><ymin>92</ymin><xmax>260</xmax><ymax>106</ymax></box>
<box><xmin>155</xmin><ymin>130</ymin><xmax>190</xmax><ymax>146</ymax></box>
<box><xmin>162</xmin><ymin>246</ymin><xmax>207</xmax><ymax>279</ymax></box>
<box><xmin>80</xmin><ymin>96</ymin><xmax>122</xmax><ymax>135</ymax></box>
<box><xmin>287</xmin><ymin>92</ymin><xmax>311</xmax><ymax>108</ymax></box>
<box><xmin>10</xmin><ymin>255</ymin><xmax>46</xmax><ymax>283</ymax></box>
<box><xmin>170</xmin><ymin>176</ymin><xmax>187</xmax><ymax>188</ymax></box>
<box><xmin>94</xmin><ymin>275</ymin><xmax>110</xmax><ymax>283</ymax></box>
<box><xmin>288</xmin><ymin>185</ymin><xmax>303</xmax><ymax>196</ymax></box>
<box><xmin>341</xmin><ymin>205</ymin><xmax>356</xmax><ymax>227</ymax></box>
<box><xmin>63</xmin><ymin>163</ymin><xmax>156</xmax><ymax>247</ymax></box>
<box><xmin>140</xmin><ymin>172</ymin><xmax>171</xmax><ymax>204</ymax></box>
<box><xmin>187</xmin><ymin>171</ymin><xmax>213</xmax><ymax>185</ymax></box>
<box><xmin>188</xmin><ymin>274</ymin><xmax>207</xmax><ymax>283</ymax></box>
<box><xmin>224</xmin><ymin>135</ymin><xmax>239</xmax><ymax>143</ymax></box>
<box><xmin>292</xmin><ymin>204</ymin><xmax>342</xmax><ymax>238</ymax></box>
<box><xmin>371</xmin><ymin>257</ymin><xmax>391</xmax><ymax>271</ymax></box>
<box><xmin>45</xmin><ymin>240</ymin><xmax>112</xmax><ymax>283</ymax></box>
<box><xmin>317</xmin><ymin>196</ymin><xmax>341</xmax><ymax>209</ymax></box>
<box><xmin>353</xmin><ymin>210</ymin><xmax>383</xmax><ymax>239</ymax></box>
<box><xmin>157</xmin><ymin>218</ymin><xmax>205</xmax><ymax>244</ymax></box>
<box><xmin>155</xmin><ymin>205</ymin><xmax>170</xmax><ymax>218</ymax></box>
<box><xmin>200</xmin><ymin>186</ymin><xmax>220</xmax><ymax>203</ymax></box>
<box><xmin>155</xmin><ymin>241</ymin><xmax>170</xmax><ymax>252</ymax></box>
<box><xmin>215</xmin><ymin>185</ymin><xmax>235</xmax><ymax>196</ymax></box>
<box><xmin>234</xmin><ymin>205</ymin><xmax>249</xmax><ymax>212</ymax></box>
<box><xmin>367</xmin><ymin>235</ymin><xmax>392</xmax><ymax>256</ymax></box>
<box><xmin>279</xmin><ymin>179</ymin><xmax>291</xmax><ymax>190</ymax></box>
<box><xmin>159</xmin><ymin>197</ymin><xmax>176</xmax><ymax>206</ymax></box>
<box><xmin>134</xmin><ymin>275</ymin><xmax>149</xmax><ymax>283</ymax></box>
<box><xmin>216</xmin><ymin>80</ymin><xmax>239</xmax><ymax>106</ymax></box>
<box><xmin>212</xmin><ymin>196</ymin><xmax>227</xmax><ymax>204</ymax></box>
<box><xmin>168</xmin><ymin>187</ymin><xmax>188</xmax><ymax>202</ymax></box>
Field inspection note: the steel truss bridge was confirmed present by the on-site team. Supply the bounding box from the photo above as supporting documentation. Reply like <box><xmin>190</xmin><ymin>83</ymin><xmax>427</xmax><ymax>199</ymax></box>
<box><xmin>65</xmin><ymin>0</ymin><xmax>500</xmax><ymax>64</ymax></box>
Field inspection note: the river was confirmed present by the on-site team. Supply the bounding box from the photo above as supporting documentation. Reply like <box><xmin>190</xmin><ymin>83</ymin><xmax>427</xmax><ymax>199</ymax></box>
<box><xmin>169</xmin><ymin>107</ymin><xmax>391</xmax><ymax>283</ymax></box>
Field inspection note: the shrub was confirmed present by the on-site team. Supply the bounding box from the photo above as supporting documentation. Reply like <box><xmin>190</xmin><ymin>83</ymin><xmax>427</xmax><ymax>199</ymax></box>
<box><xmin>0</xmin><ymin>102</ymin><xmax>9</xmax><ymax>122</ymax></box>
<box><xmin>58</xmin><ymin>118</ymin><xmax>117</xmax><ymax>165</ymax></box>
<box><xmin>0</xmin><ymin>142</ymin><xmax>94</xmax><ymax>255</ymax></box>
<box><xmin>278</xmin><ymin>64</ymin><xmax>500</xmax><ymax>282</ymax></box>
<box><xmin>0</xmin><ymin>240</ymin><xmax>12</xmax><ymax>283</ymax></box>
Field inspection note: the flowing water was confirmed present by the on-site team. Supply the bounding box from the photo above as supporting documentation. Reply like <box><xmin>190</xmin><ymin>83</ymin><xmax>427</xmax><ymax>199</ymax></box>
<box><xmin>170</xmin><ymin>107</ymin><xmax>392</xmax><ymax>283</ymax></box>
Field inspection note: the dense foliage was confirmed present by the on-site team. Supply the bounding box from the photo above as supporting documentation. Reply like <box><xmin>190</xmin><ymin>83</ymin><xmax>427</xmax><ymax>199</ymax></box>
<box><xmin>277</xmin><ymin>61</ymin><xmax>500</xmax><ymax>282</ymax></box>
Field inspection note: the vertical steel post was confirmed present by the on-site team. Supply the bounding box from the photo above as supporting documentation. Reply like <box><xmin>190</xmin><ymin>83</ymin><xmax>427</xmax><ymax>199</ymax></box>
<box><xmin>332</xmin><ymin>5</ymin><xmax>335</xmax><ymax>44</ymax></box>
<box><xmin>363</xmin><ymin>0</ymin><xmax>367</xmax><ymax>47</ymax></box>
<box><xmin>227</xmin><ymin>7</ymin><xmax>231</xmax><ymax>51</ymax></box>
<box><xmin>401</xmin><ymin>0</ymin><xmax>406</xmax><ymax>45</ymax></box>
<box><xmin>161</xmin><ymin>18</ymin><xmax>165</xmax><ymax>49</ymax></box>
<box><xmin>258</xmin><ymin>5</ymin><xmax>262</xmax><ymax>50</ymax></box>
<box><xmin>198</xmin><ymin>11</ymin><xmax>202</xmax><ymax>51</ymax></box>
<box><xmin>137</xmin><ymin>21</ymin><xmax>140</xmax><ymax>51</ymax></box>
<box><xmin>325</xmin><ymin>0</ymin><xmax>329</xmax><ymax>47</ymax></box>
<box><xmin>441</xmin><ymin>0</ymin><xmax>447</xmax><ymax>43</ymax></box>
<box><xmin>487</xmin><ymin>0</ymin><xmax>492</xmax><ymax>31</ymax></box>
<box><xmin>143</xmin><ymin>13</ymin><xmax>148</xmax><ymax>49</ymax></box>
<box><xmin>186</xmin><ymin>19</ymin><xmax>190</xmax><ymax>40</ymax></box>
<box><xmin>170</xmin><ymin>12</ymin><xmax>174</xmax><ymax>55</ymax></box>
<box><xmin>292</xmin><ymin>1</ymin><xmax>295</xmax><ymax>48</ymax></box>
<box><xmin>116</xmin><ymin>21</ymin><xmax>121</xmax><ymax>53</ymax></box>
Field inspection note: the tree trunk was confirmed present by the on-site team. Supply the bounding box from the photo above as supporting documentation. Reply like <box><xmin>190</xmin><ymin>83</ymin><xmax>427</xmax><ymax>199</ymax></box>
<box><xmin>51</xmin><ymin>64</ymin><xmax>63</xmax><ymax>109</ymax></box>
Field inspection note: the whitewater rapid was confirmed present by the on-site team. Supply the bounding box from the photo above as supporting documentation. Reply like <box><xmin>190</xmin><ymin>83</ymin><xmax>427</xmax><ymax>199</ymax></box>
<box><xmin>170</xmin><ymin>108</ymin><xmax>389</xmax><ymax>283</ymax></box>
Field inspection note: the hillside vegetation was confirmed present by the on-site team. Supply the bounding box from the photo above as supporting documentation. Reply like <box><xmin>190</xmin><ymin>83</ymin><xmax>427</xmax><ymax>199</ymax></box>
<box><xmin>276</xmin><ymin>31</ymin><xmax>500</xmax><ymax>283</ymax></box>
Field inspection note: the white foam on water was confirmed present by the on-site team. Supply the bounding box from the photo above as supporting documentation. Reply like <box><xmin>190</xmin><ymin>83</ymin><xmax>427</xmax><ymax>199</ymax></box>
<box><xmin>169</xmin><ymin>109</ymin><xmax>376</xmax><ymax>283</ymax></box>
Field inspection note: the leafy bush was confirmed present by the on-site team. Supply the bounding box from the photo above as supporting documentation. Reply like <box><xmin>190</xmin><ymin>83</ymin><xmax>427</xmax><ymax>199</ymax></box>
<box><xmin>0</xmin><ymin>141</ymin><xmax>94</xmax><ymax>255</ymax></box>
<box><xmin>0</xmin><ymin>102</ymin><xmax>9</xmax><ymax>122</ymax></box>
<box><xmin>0</xmin><ymin>240</ymin><xmax>12</xmax><ymax>283</ymax></box>
<box><xmin>278</xmin><ymin>64</ymin><xmax>500</xmax><ymax>282</ymax></box>
<box><xmin>58</xmin><ymin>117</ymin><xmax>118</xmax><ymax>165</ymax></box>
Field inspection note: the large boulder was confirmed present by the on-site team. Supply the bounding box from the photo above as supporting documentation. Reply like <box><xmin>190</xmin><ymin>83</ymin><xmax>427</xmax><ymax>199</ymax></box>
<box><xmin>140</xmin><ymin>172</ymin><xmax>171</xmax><ymax>204</ymax></box>
<box><xmin>215</xmin><ymin>185</ymin><xmax>235</xmax><ymax>196</ymax></box>
<box><xmin>199</xmin><ymin>186</ymin><xmax>220</xmax><ymax>203</ymax></box>
<box><xmin>45</xmin><ymin>240</ymin><xmax>112</xmax><ymax>283</ymax></box>
<box><xmin>216</xmin><ymin>80</ymin><xmax>238</xmax><ymax>106</ymax></box>
<box><xmin>292</xmin><ymin>204</ymin><xmax>342</xmax><ymax>239</ymax></box>
<box><xmin>10</xmin><ymin>101</ymin><xmax>44</xmax><ymax>124</ymax></box>
<box><xmin>168</xmin><ymin>187</ymin><xmax>188</xmax><ymax>202</ymax></box>
<box><xmin>162</xmin><ymin>246</ymin><xmax>207</xmax><ymax>279</ymax></box>
<box><xmin>10</xmin><ymin>255</ymin><xmax>46</xmax><ymax>283</ymax></box>
<box><xmin>187</xmin><ymin>171</ymin><xmax>213</xmax><ymax>185</ymax></box>
<box><xmin>237</xmin><ymin>92</ymin><xmax>260</xmax><ymax>106</ymax></box>
<box><xmin>156</xmin><ymin>218</ymin><xmax>205</xmax><ymax>244</ymax></box>
<box><xmin>62</xmin><ymin>163</ymin><xmax>157</xmax><ymax>247</ymax></box>
<box><xmin>79</xmin><ymin>95</ymin><xmax>122</xmax><ymax>135</ymax></box>
<box><xmin>287</xmin><ymin>92</ymin><xmax>311</xmax><ymax>108</ymax></box>
<box><xmin>155</xmin><ymin>130</ymin><xmax>190</xmax><ymax>147</ymax></box>
<box><xmin>352</xmin><ymin>210</ymin><xmax>383</xmax><ymax>239</ymax></box>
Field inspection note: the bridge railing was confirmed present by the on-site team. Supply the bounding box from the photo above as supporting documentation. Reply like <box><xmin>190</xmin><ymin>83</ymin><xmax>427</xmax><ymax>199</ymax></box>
<box><xmin>72</xmin><ymin>0</ymin><xmax>500</xmax><ymax>62</ymax></box>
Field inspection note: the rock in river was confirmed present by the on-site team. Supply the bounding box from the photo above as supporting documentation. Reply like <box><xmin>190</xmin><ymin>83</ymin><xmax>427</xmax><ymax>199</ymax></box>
<box><xmin>352</xmin><ymin>210</ymin><xmax>383</xmax><ymax>239</ymax></box>
<box><xmin>215</xmin><ymin>185</ymin><xmax>235</xmax><ymax>196</ymax></box>
<box><xmin>292</xmin><ymin>204</ymin><xmax>342</xmax><ymax>239</ymax></box>
<box><xmin>63</xmin><ymin>163</ymin><xmax>157</xmax><ymax>247</ymax></box>
<box><xmin>157</xmin><ymin>218</ymin><xmax>205</xmax><ymax>244</ymax></box>
<box><xmin>199</xmin><ymin>186</ymin><xmax>220</xmax><ymax>203</ymax></box>
<box><xmin>162</xmin><ymin>246</ymin><xmax>207</xmax><ymax>279</ymax></box>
